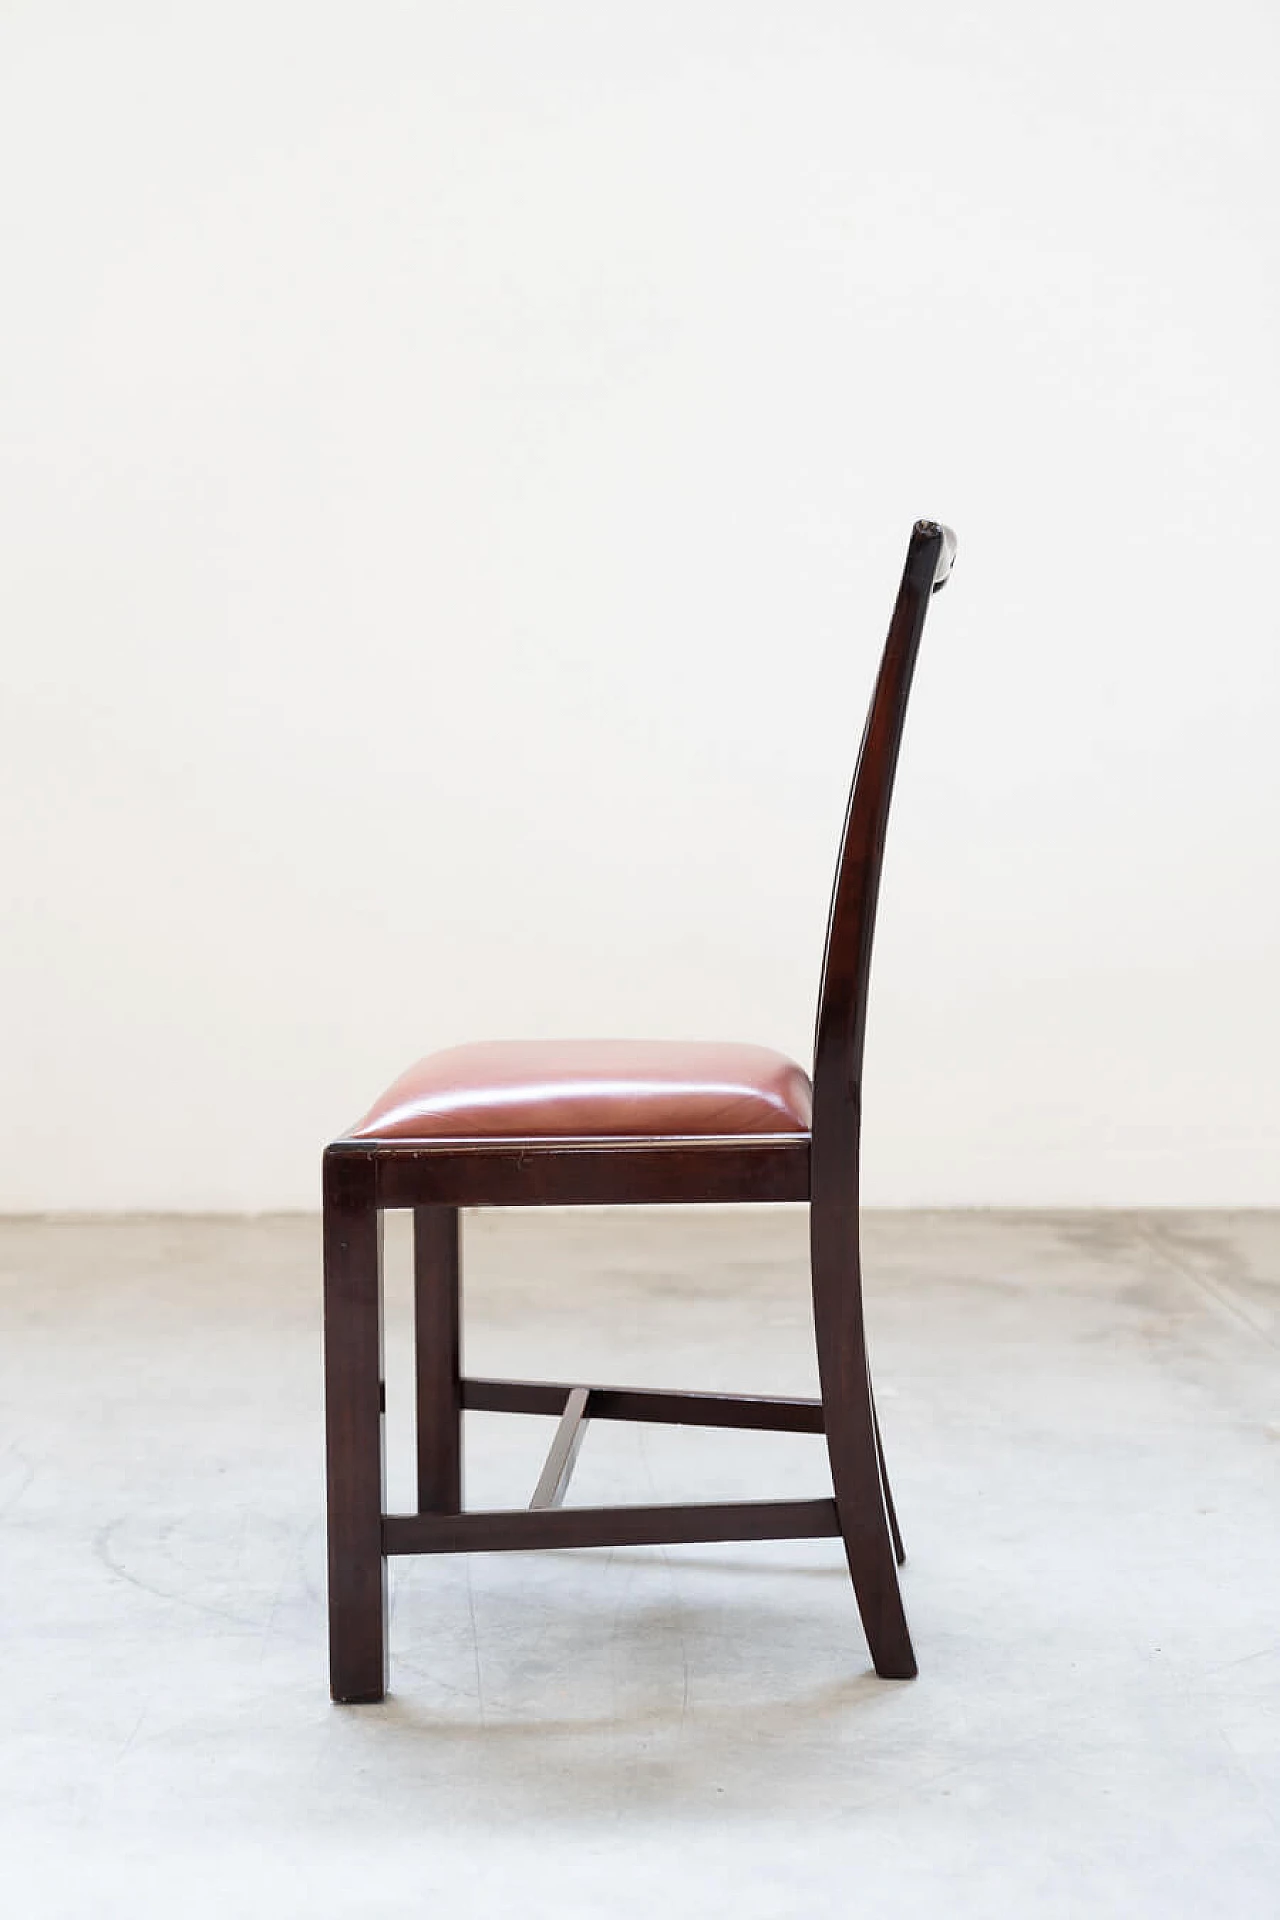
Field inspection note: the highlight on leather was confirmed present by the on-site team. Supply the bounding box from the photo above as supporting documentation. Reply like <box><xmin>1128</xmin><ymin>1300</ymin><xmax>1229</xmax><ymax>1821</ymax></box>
<box><xmin>348</xmin><ymin>1039</ymin><xmax>813</xmax><ymax>1142</ymax></box>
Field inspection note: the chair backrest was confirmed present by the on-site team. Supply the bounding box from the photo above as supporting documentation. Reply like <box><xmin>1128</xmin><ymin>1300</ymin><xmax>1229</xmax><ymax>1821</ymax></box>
<box><xmin>811</xmin><ymin>521</ymin><xmax>957</xmax><ymax>1175</ymax></box>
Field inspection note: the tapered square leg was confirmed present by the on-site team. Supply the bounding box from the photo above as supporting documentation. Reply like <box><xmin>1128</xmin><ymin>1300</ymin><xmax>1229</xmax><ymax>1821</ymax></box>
<box><xmin>323</xmin><ymin>1153</ymin><xmax>388</xmax><ymax>1702</ymax></box>
<box><xmin>414</xmin><ymin>1206</ymin><xmax>462</xmax><ymax>1513</ymax></box>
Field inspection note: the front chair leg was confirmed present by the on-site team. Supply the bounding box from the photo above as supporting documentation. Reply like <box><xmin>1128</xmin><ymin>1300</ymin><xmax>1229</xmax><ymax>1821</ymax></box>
<box><xmin>414</xmin><ymin>1205</ymin><xmax>462</xmax><ymax>1513</ymax></box>
<box><xmin>323</xmin><ymin>1154</ymin><xmax>388</xmax><ymax>1703</ymax></box>
<box><xmin>811</xmin><ymin>1208</ymin><xmax>916</xmax><ymax>1680</ymax></box>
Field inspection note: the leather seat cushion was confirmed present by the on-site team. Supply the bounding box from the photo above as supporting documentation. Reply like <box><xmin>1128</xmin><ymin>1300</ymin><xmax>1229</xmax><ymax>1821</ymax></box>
<box><xmin>348</xmin><ymin>1039</ymin><xmax>812</xmax><ymax>1142</ymax></box>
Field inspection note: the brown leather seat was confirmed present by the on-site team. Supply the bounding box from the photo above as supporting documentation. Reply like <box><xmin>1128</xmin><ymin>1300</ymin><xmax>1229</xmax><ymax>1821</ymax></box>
<box><xmin>349</xmin><ymin>1039</ymin><xmax>812</xmax><ymax>1142</ymax></box>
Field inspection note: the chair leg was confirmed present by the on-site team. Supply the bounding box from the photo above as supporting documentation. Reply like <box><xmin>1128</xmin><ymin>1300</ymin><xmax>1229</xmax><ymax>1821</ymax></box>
<box><xmin>323</xmin><ymin>1156</ymin><xmax>388</xmax><ymax>1703</ymax></box>
<box><xmin>811</xmin><ymin>1204</ymin><xmax>916</xmax><ymax>1679</ymax></box>
<box><xmin>414</xmin><ymin>1206</ymin><xmax>462</xmax><ymax>1513</ymax></box>
<box><xmin>871</xmin><ymin>1376</ymin><xmax>906</xmax><ymax>1566</ymax></box>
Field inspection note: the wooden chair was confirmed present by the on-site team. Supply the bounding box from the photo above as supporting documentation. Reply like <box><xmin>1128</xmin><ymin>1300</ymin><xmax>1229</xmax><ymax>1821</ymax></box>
<box><xmin>323</xmin><ymin>518</ymin><xmax>958</xmax><ymax>1701</ymax></box>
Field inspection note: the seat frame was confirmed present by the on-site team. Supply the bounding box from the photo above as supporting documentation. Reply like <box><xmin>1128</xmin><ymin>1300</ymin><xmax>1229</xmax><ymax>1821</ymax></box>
<box><xmin>323</xmin><ymin>520</ymin><xmax>955</xmax><ymax>1700</ymax></box>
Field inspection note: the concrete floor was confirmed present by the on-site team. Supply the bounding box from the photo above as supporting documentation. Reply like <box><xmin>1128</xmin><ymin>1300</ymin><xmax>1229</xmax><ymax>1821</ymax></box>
<box><xmin>1</xmin><ymin>1210</ymin><xmax>1278</xmax><ymax>1918</ymax></box>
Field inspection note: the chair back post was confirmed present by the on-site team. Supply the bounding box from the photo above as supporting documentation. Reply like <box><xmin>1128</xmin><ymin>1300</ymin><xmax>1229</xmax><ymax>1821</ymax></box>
<box><xmin>811</xmin><ymin>521</ymin><xmax>955</xmax><ymax>1197</ymax></box>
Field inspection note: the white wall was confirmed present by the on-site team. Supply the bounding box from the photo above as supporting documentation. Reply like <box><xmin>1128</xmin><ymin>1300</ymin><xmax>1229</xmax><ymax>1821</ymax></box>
<box><xmin>2</xmin><ymin>0</ymin><xmax>1276</xmax><ymax>1211</ymax></box>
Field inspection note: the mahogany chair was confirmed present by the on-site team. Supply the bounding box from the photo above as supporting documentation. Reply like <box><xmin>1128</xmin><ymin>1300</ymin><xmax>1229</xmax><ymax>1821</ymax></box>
<box><xmin>323</xmin><ymin>518</ymin><xmax>958</xmax><ymax>1701</ymax></box>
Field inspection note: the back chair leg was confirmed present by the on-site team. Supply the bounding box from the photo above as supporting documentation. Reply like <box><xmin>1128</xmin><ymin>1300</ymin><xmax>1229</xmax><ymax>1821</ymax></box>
<box><xmin>323</xmin><ymin>1157</ymin><xmax>388</xmax><ymax>1703</ymax></box>
<box><xmin>414</xmin><ymin>1206</ymin><xmax>462</xmax><ymax>1513</ymax></box>
<box><xmin>811</xmin><ymin>1207</ymin><xmax>916</xmax><ymax>1679</ymax></box>
<box><xmin>871</xmin><ymin>1379</ymin><xmax>906</xmax><ymax>1566</ymax></box>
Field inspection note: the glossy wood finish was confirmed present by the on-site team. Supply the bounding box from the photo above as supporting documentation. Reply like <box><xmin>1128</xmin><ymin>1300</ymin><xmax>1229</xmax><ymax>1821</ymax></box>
<box><xmin>413</xmin><ymin>1206</ymin><xmax>461</xmax><ymax>1513</ymax></box>
<box><xmin>322</xmin><ymin>1152</ymin><xmax>387</xmax><ymax>1703</ymax></box>
<box><xmin>807</xmin><ymin>519</ymin><xmax>951</xmax><ymax>1678</ymax></box>
<box><xmin>463</xmin><ymin>1376</ymin><xmax>824</xmax><ymax>1434</ymax></box>
<box><xmin>321</xmin><ymin>521</ymin><xmax>954</xmax><ymax>1699</ymax></box>
<box><xmin>336</xmin><ymin>1135</ymin><xmax>810</xmax><ymax>1210</ymax></box>
<box><xmin>383</xmin><ymin>1499</ymin><xmax>841</xmax><ymax>1556</ymax></box>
